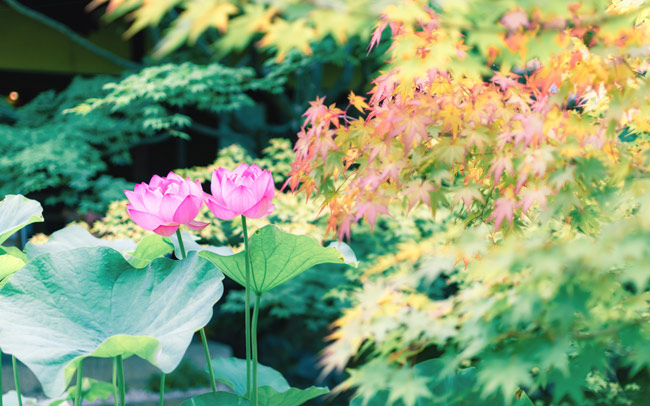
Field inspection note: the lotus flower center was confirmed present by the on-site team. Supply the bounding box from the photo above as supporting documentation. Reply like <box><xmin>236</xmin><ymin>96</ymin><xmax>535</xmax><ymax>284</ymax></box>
<box><xmin>163</xmin><ymin>182</ymin><xmax>180</xmax><ymax>195</ymax></box>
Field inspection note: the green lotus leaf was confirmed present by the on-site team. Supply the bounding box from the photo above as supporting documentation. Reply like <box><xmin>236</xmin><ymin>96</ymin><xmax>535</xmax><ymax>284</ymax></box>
<box><xmin>200</xmin><ymin>225</ymin><xmax>352</xmax><ymax>293</ymax></box>
<box><xmin>0</xmin><ymin>254</ymin><xmax>25</xmax><ymax>282</ymax></box>
<box><xmin>25</xmin><ymin>226</ymin><xmax>174</xmax><ymax>268</ymax></box>
<box><xmin>0</xmin><ymin>247</ymin><xmax>224</xmax><ymax>397</ymax></box>
<box><xmin>0</xmin><ymin>245</ymin><xmax>27</xmax><ymax>262</ymax></box>
<box><xmin>50</xmin><ymin>378</ymin><xmax>114</xmax><ymax>406</ymax></box>
<box><xmin>180</xmin><ymin>392</ymin><xmax>250</xmax><ymax>406</ymax></box>
<box><xmin>126</xmin><ymin>234</ymin><xmax>174</xmax><ymax>267</ymax></box>
<box><xmin>25</xmin><ymin>225</ymin><xmax>136</xmax><ymax>259</ymax></box>
<box><xmin>257</xmin><ymin>385</ymin><xmax>329</xmax><ymax>406</ymax></box>
<box><xmin>0</xmin><ymin>195</ymin><xmax>44</xmax><ymax>245</ymax></box>
<box><xmin>208</xmin><ymin>357</ymin><xmax>290</xmax><ymax>396</ymax></box>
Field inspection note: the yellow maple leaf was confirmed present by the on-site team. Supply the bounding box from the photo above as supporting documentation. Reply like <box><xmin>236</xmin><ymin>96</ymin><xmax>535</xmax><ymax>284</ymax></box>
<box><xmin>348</xmin><ymin>91</ymin><xmax>369</xmax><ymax>112</ymax></box>
<box><xmin>258</xmin><ymin>19</ymin><xmax>315</xmax><ymax>61</ymax></box>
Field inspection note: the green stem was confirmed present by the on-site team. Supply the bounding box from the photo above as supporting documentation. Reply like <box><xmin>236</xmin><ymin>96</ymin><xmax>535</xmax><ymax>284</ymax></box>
<box><xmin>175</xmin><ymin>229</ymin><xmax>217</xmax><ymax>394</ymax></box>
<box><xmin>112</xmin><ymin>358</ymin><xmax>119</xmax><ymax>406</ymax></box>
<box><xmin>252</xmin><ymin>293</ymin><xmax>261</xmax><ymax>406</ymax></box>
<box><xmin>159</xmin><ymin>373</ymin><xmax>165</xmax><ymax>406</ymax></box>
<box><xmin>241</xmin><ymin>216</ymin><xmax>253</xmax><ymax>398</ymax></box>
<box><xmin>200</xmin><ymin>329</ymin><xmax>218</xmax><ymax>393</ymax></box>
<box><xmin>116</xmin><ymin>355</ymin><xmax>125</xmax><ymax>406</ymax></box>
<box><xmin>12</xmin><ymin>355</ymin><xmax>22</xmax><ymax>406</ymax></box>
<box><xmin>175</xmin><ymin>229</ymin><xmax>186</xmax><ymax>259</ymax></box>
<box><xmin>74</xmin><ymin>360</ymin><xmax>84</xmax><ymax>406</ymax></box>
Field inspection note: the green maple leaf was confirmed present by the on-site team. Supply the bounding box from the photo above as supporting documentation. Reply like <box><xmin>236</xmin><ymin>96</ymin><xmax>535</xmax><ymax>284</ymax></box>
<box><xmin>477</xmin><ymin>357</ymin><xmax>534</xmax><ymax>404</ymax></box>
<box><xmin>387</xmin><ymin>369</ymin><xmax>432</xmax><ymax>406</ymax></box>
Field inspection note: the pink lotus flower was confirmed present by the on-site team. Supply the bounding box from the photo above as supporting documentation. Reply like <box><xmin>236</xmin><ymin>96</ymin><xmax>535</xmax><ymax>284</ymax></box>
<box><xmin>205</xmin><ymin>163</ymin><xmax>275</xmax><ymax>220</ymax></box>
<box><xmin>125</xmin><ymin>172</ymin><xmax>209</xmax><ymax>236</ymax></box>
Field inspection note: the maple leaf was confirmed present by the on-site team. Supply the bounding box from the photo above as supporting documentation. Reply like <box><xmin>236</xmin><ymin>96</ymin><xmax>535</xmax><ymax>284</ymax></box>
<box><xmin>512</xmin><ymin>113</ymin><xmax>544</xmax><ymax>148</ymax></box>
<box><xmin>348</xmin><ymin>91</ymin><xmax>369</xmax><ymax>112</ymax></box>
<box><xmin>369</xmin><ymin>21</ymin><xmax>388</xmax><ymax>53</ymax></box>
<box><xmin>452</xmin><ymin>186</ymin><xmax>485</xmax><ymax>212</ymax></box>
<box><xmin>519</xmin><ymin>187</ymin><xmax>551</xmax><ymax>214</ymax></box>
<box><xmin>488</xmin><ymin>155</ymin><xmax>514</xmax><ymax>185</ymax></box>
<box><xmin>258</xmin><ymin>18</ymin><xmax>315</xmax><ymax>61</ymax></box>
<box><xmin>355</xmin><ymin>201</ymin><xmax>390</xmax><ymax>230</ymax></box>
<box><xmin>404</xmin><ymin>181</ymin><xmax>437</xmax><ymax>211</ymax></box>
<box><xmin>399</xmin><ymin>111</ymin><xmax>434</xmax><ymax>153</ymax></box>
<box><xmin>489</xmin><ymin>197</ymin><xmax>517</xmax><ymax>231</ymax></box>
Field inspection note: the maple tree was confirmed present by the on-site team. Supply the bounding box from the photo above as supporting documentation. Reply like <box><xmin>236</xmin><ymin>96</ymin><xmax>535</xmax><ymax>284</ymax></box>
<box><xmin>284</xmin><ymin>0</ymin><xmax>650</xmax><ymax>405</ymax></box>
<box><xmin>88</xmin><ymin>0</ymin><xmax>395</xmax><ymax>60</ymax></box>
<box><xmin>287</xmin><ymin>0</ymin><xmax>650</xmax><ymax>240</ymax></box>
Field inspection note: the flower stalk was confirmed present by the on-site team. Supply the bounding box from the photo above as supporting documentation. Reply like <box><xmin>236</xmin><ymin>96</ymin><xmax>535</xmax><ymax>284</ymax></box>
<box><xmin>175</xmin><ymin>229</ymin><xmax>217</xmax><ymax>393</ymax></box>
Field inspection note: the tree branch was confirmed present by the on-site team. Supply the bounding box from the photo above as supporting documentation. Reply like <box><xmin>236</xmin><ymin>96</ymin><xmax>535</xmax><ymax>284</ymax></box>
<box><xmin>3</xmin><ymin>0</ymin><xmax>142</xmax><ymax>71</ymax></box>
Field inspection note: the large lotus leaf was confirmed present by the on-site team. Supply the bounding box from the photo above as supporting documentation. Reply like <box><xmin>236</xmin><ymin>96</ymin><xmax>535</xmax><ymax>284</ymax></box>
<box><xmin>0</xmin><ymin>247</ymin><xmax>224</xmax><ymax>397</ymax></box>
<box><xmin>0</xmin><ymin>195</ymin><xmax>43</xmax><ymax>244</ymax></box>
<box><xmin>24</xmin><ymin>226</ymin><xmax>174</xmax><ymax>268</ymax></box>
<box><xmin>257</xmin><ymin>386</ymin><xmax>328</xmax><ymax>406</ymax></box>
<box><xmin>200</xmin><ymin>225</ymin><xmax>352</xmax><ymax>293</ymax></box>
<box><xmin>181</xmin><ymin>392</ymin><xmax>250</xmax><ymax>406</ymax></box>
<box><xmin>24</xmin><ymin>225</ymin><xmax>136</xmax><ymax>259</ymax></box>
<box><xmin>208</xmin><ymin>357</ymin><xmax>290</xmax><ymax>396</ymax></box>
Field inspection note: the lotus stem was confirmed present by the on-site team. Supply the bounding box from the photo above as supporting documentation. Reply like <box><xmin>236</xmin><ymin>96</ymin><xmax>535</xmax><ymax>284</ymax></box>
<box><xmin>252</xmin><ymin>293</ymin><xmax>261</xmax><ymax>406</ymax></box>
<box><xmin>159</xmin><ymin>373</ymin><xmax>165</xmax><ymax>406</ymax></box>
<box><xmin>74</xmin><ymin>360</ymin><xmax>83</xmax><ymax>406</ymax></box>
<box><xmin>175</xmin><ymin>229</ymin><xmax>217</xmax><ymax>394</ymax></box>
<box><xmin>116</xmin><ymin>355</ymin><xmax>126</xmax><ymax>406</ymax></box>
<box><xmin>200</xmin><ymin>329</ymin><xmax>218</xmax><ymax>393</ymax></box>
<box><xmin>175</xmin><ymin>229</ymin><xmax>186</xmax><ymax>260</ymax></box>
<box><xmin>112</xmin><ymin>358</ymin><xmax>118</xmax><ymax>406</ymax></box>
<box><xmin>241</xmin><ymin>216</ymin><xmax>253</xmax><ymax>398</ymax></box>
<box><xmin>12</xmin><ymin>355</ymin><xmax>22</xmax><ymax>406</ymax></box>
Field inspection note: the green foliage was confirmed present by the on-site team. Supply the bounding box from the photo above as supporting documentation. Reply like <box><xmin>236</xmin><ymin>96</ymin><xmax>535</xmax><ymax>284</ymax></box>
<box><xmin>0</xmin><ymin>77</ymin><xmax>139</xmax><ymax>213</ymax></box>
<box><xmin>68</xmin><ymin>62</ymin><xmax>285</xmax><ymax>137</ymax></box>
<box><xmin>324</xmin><ymin>178</ymin><xmax>650</xmax><ymax>405</ymax></box>
<box><xmin>148</xmin><ymin>360</ymin><xmax>210</xmax><ymax>392</ymax></box>
<box><xmin>92</xmin><ymin>0</ymin><xmax>392</xmax><ymax>60</ymax></box>
<box><xmin>0</xmin><ymin>247</ymin><xmax>224</xmax><ymax>397</ymax></box>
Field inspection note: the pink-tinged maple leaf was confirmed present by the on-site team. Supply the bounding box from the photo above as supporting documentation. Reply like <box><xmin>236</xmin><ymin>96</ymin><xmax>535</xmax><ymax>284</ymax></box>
<box><xmin>368</xmin><ymin>21</ymin><xmax>388</xmax><ymax>53</ymax></box>
<box><xmin>369</xmin><ymin>70</ymin><xmax>397</xmax><ymax>106</ymax></box>
<box><xmin>356</xmin><ymin>169</ymin><xmax>384</xmax><ymax>192</ymax></box>
<box><xmin>512</xmin><ymin>113</ymin><xmax>545</xmax><ymax>148</ymax></box>
<box><xmin>452</xmin><ymin>186</ymin><xmax>485</xmax><ymax>212</ymax></box>
<box><xmin>355</xmin><ymin>201</ymin><xmax>390</xmax><ymax>230</ymax></box>
<box><xmin>488</xmin><ymin>155</ymin><xmax>514</xmax><ymax>185</ymax></box>
<box><xmin>315</xmin><ymin>130</ymin><xmax>339</xmax><ymax>162</ymax></box>
<box><xmin>400</xmin><ymin>111</ymin><xmax>434</xmax><ymax>153</ymax></box>
<box><xmin>489</xmin><ymin>197</ymin><xmax>517</xmax><ymax>231</ymax></box>
<box><xmin>380</xmin><ymin>161</ymin><xmax>404</xmax><ymax>183</ymax></box>
<box><xmin>500</xmin><ymin>9</ymin><xmax>529</xmax><ymax>31</ymax></box>
<box><xmin>491</xmin><ymin>72</ymin><xmax>519</xmax><ymax>91</ymax></box>
<box><xmin>302</xmin><ymin>97</ymin><xmax>328</xmax><ymax>127</ymax></box>
<box><xmin>519</xmin><ymin>187</ymin><xmax>551</xmax><ymax>214</ymax></box>
<box><xmin>404</xmin><ymin>181</ymin><xmax>436</xmax><ymax>211</ymax></box>
<box><xmin>338</xmin><ymin>215</ymin><xmax>353</xmax><ymax>241</ymax></box>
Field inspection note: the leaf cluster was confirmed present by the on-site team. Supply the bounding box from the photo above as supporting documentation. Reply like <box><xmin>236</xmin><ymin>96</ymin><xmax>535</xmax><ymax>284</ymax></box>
<box><xmin>287</xmin><ymin>0</ymin><xmax>650</xmax><ymax>239</ymax></box>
